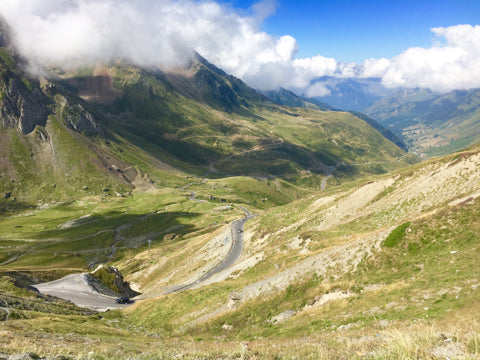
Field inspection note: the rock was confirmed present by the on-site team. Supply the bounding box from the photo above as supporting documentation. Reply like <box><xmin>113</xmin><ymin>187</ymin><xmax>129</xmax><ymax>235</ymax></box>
<box><xmin>0</xmin><ymin>56</ymin><xmax>51</xmax><ymax>134</ymax></box>
<box><xmin>307</xmin><ymin>296</ymin><xmax>320</xmax><ymax>306</ymax></box>
<box><xmin>222</xmin><ymin>324</ymin><xmax>233</xmax><ymax>331</ymax></box>
<box><xmin>431</xmin><ymin>339</ymin><xmax>465</xmax><ymax>359</ymax></box>
<box><xmin>7</xmin><ymin>353</ymin><xmax>42</xmax><ymax>360</ymax></box>
<box><xmin>269</xmin><ymin>310</ymin><xmax>296</xmax><ymax>324</ymax></box>
<box><xmin>61</xmin><ymin>101</ymin><xmax>103</xmax><ymax>136</ymax></box>
<box><xmin>89</xmin><ymin>265</ymin><xmax>140</xmax><ymax>298</ymax></box>
<box><xmin>227</xmin><ymin>291</ymin><xmax>243</xmax><ymax>309</ymax></box>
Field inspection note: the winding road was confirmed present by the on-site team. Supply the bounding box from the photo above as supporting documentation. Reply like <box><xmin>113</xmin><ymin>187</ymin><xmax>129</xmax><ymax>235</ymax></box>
<box><xmin>321</xmin><ymin>166</ymin><xmax>336</xmax><ymax>191</ymax></box>
<box><xmin>165</xmin><ymin>206</ymin><xmax>254</xmax><ymax>294</ymax></box>
<box><xmin>33</xmin><ymin>181</ymin><xmax>256</xmax><ymax>310</ymax></box>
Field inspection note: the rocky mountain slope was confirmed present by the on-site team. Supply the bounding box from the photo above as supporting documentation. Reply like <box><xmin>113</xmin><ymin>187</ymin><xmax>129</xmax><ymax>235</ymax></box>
<box><xmin>0</xmin><ymin>20</ymin><xmax>409</xmax><ymax>208</ymax></box>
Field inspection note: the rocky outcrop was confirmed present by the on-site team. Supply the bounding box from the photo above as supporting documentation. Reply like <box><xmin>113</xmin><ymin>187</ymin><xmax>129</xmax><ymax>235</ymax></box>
<box><xmin>0</xmin><ymin>73</ymin><xmax>50</xmax><ymax>134</ymax></box>
<box><xmin>61</xmin><ymin>98</ymin><xmax>103</xmax><ymax>136</ymax></box>
<box><xmin>89</xmin><ymin>265</ymin><xmax>140</xmax><ymax>298</ymax></box>
<box><xmin>0</xmin><ymin>17</ymin><xmax>50</xmax><ymax>134</ymax></box>
<box><xmin>0</xmin><ymin>17</ymin><xmax>101</xmax><ymax>136</ymax></box>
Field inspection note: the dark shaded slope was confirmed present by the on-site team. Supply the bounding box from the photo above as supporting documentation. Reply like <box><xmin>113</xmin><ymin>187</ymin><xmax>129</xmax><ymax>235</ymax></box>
<box><xmin>350</xmin><ymin>111</ymin><xmax>407</xmax><ymax>151</ymax></box>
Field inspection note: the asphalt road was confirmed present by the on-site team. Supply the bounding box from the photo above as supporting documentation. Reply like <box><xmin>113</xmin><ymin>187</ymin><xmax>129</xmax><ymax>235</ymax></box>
<box><xmin>165</xmin><ymin>208</ymin><xmax>255</xmax><ymax>294</ymax></box>
<box><xmin>33</xmin><ymin>274</ymin><xmax>131</xmax><ymax>311</ymax></box>
<box><xmin>33</xmin><ymin>180</ymin><xmax>255</xmax><ymax>309</ymax></box>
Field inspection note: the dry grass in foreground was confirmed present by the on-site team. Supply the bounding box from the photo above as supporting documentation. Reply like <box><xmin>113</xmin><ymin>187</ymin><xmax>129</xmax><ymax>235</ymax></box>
<box><xmin>1</xmin><ymin>316</ymin><xmax>479</xmax><ymax>359</ymax></box>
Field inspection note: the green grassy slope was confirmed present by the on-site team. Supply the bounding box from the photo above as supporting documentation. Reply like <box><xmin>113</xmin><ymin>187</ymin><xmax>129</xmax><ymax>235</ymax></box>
<box><xmin>1</xmin><ymin>36</ymin><xmax>410</xmax><ymax>213</ymax></box>
<box><xmin>60</xmin><ymin>57</ymin><xmax>408</xmax><ymax>178</ymax></box>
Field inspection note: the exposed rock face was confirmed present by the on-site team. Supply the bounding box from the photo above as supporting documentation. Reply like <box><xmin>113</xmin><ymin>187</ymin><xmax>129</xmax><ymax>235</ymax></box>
<box><xmin>89</xmin><ymin>265</ymin><xmax>140</xmax><ymax>298</ymax></box>
<box><xmin>0</xmin><ymin>18</ymin><xmax>51</xmax><ymax>135</ymax></box>
<box><xmin>62</xmin><ymin>99</ymin><xmax>103</xmax><ymax>136</ymax></box>
<box><xmin>0</xmin><ymin>73</ymin><xmax>50</xmax><ymax>134</ymax></box>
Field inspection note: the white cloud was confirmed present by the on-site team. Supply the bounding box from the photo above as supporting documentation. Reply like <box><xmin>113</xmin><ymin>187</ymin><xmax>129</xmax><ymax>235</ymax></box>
<box><xmin>380</xmin><ymin>24</ymin><xmax>480</xmax><ymax>92</ymax></box>
<box><xmin>0</xmin><ymin>0</ymin><xmax>303</xmax><ymax>90</ymax></box>
<box><xmin>0</xmin><ymin>1</ymin><xmax>479</xmax><ymax>94</ymax></box>
<box><xmin>359</xmin><ymin>58</ymin><xmax>391</xmax><ymax>78</ymax></box>
<box><xmin>304</xmin><ymin>82</ymin><xmax>331</xmax><ymax>98</ymax></box>
<box><xmin>251</xmin><ymin>0</ymin><xmax>278</xmax><ymax>24</ymax></box>
<box><xmin>291</xmin><ymin>55</ymin><xmax>338</xmax><ymax>88</ymax></box>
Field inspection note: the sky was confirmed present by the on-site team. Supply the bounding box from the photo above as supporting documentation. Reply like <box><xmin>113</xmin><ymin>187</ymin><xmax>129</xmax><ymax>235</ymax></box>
<box><xmin>0</xmin><ymin>0</ymin><xmax>479</xmax><ymax>96</ymax></box>
<box><xmin>230</xmin><ymin>0</ymin><xmax>480</xmax><ymax>62</ymax></box>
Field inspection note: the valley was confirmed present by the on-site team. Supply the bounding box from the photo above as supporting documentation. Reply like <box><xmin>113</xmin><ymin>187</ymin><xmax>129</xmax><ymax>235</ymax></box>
<box><xmin>0</xmin><ymin>15</ymin><xmax>479</xmax><ymax>360</ymax></box>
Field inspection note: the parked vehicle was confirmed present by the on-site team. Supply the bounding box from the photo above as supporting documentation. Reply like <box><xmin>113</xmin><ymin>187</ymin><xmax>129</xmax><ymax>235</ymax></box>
<box><xmin>115</xmin><ymin>297</ymin><xmax>130</xmax><ymax>304</ymax></box>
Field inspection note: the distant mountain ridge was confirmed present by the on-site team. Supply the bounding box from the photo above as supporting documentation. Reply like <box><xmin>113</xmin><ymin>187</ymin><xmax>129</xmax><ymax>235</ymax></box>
<box><xmin>304</xmin><ymin>76</ymin><xmax>400</xmax><ymax>111</ymax></box>
<box><xmin>260</xmin><ymin>88</ymin><xmax>335</xmax><ymax>111</ymax></box>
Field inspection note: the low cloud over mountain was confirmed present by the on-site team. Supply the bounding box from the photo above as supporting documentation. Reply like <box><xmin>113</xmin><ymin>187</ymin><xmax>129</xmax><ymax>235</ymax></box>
<box><xmin>1</xmin><ymin>0</ymin><xmax>479</xmax><ymax>94</ymax></box>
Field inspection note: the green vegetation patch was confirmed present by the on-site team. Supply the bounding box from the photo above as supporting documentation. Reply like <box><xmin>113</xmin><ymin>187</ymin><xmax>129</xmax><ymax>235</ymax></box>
<box><xmin>91</xmin><ymin>267</ymin><xmax>119</xmax><ymax>293</ymax></box>
<box><xmin>383</xmin><ymin>222</ymin><xmax>411</xmax><ymax>247</ymax></box>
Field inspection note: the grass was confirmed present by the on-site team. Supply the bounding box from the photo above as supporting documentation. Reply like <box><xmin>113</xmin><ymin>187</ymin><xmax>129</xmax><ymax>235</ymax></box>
<box><xmin>383</xmin><ymin>222</ymin><xmax>411</xmax><ymax>247</ymax></box>
<box><xmin>0</xmin><ymin>186</ymin><xmax>235</xmax><ymax>270</ymax></box>
<box><xmin>1</xmin><ymin>190</ymin><xmax>480</xmax><ymax>358</ymax></box>
<box><xmin>5</xmin><ymin>46</ymin><xmax>480</xmax><ymax>358</ymax></box>
<box><xmin>158</xmin><ymin>197</ymin><xmax>480</xmax><ymax>351</ymax></box>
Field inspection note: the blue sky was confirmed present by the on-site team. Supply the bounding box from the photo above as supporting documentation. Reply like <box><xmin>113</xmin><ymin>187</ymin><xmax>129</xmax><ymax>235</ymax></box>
<box><xmin>226</xmin><ymin>0</ymin><xmax>480</xmax><ymax>62</ymax></box>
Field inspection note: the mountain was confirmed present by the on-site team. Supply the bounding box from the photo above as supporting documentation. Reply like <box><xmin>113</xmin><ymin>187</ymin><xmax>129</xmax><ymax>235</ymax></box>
<box><xmin>305</xmin><ymin>76</ymin><xmax>400</xmax><ymax>111</ymax></box>
<box><xmin>260</xmin><ymin>87</ymin><xmax>335</xmax><ymax>111</ymax></box>
<box><xmin>1</xmin><ymin>17</ymin><xmax>479</xmax><ymax>358</ymax></box>
<box><xmin>364</xmin><ymin>87</ymin><xmax>480</xmax><ymax>156</ymax></box>
<box><xmin>67</xmin><ymin>59</ymin><xmax>407</xmax><ymax>176</ymax></box>
<box><xmin>0</xmin><ymin>21</ymin><xmax>411</xmax><ymax>207</ymax></box>
<box><xmin>349</xmin><ymin>111</ymin><xmax>407</xmax><ymax>151</ymax></box>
